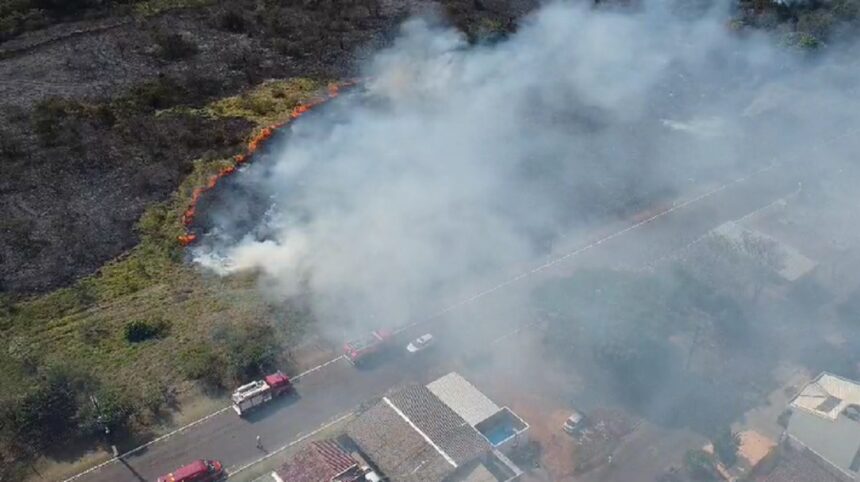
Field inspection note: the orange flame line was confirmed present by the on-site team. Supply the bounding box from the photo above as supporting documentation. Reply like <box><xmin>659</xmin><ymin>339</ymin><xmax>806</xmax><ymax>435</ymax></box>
<box><xmin>177</xmin><ymin>82</ymin><xmax>353</xmax><ymax>247</ymax></box>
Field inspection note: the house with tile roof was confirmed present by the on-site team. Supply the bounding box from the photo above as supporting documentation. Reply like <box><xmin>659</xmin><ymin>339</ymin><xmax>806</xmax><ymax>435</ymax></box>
<box><xmin>272</xmin><ymin>439</ymin><xmax>364</xmax><ymax>482</ymax></box>
<box><xmin>345</xmin><ymin>373</ymin><xmax>527</xmax><ymax>482</ymax></box>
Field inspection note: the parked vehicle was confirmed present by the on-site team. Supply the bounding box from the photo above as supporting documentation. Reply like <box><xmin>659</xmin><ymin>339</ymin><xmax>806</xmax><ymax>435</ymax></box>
<box><xmin>344</xmin><ymin>329</ymin><xmax>392</xmax><ymax>365</ymax></box>
<box><xmin>157</xmin><ymin>459</ymin><xmax>224</xmax><ymax>482</ymax></box>
<box><xmin>363</xmin><ymin>468</ymin><xmax>383</xmax><ymax>482</ymax></box>
<box><xmin>406</xmin><ymin>333</ymin><xmax>435</xmax><ymax>353</ymax></box>
<box><xmin>231</xmin><ymin>371</ymin><xmax>292</xmax><ymax>416</ymax></box>
<box><xmin>562</xmin><ymin>408</ymin><xmax>586</xmax><ymax>435</ymax></box>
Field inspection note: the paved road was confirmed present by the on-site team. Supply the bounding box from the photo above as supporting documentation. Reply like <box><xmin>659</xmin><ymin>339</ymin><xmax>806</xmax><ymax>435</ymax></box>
<box><xmin>74</xmin><ymin>346</ymin><xmax>456</xmax><ymax>482</ymax></box>
<box><xmin>70</xmin><ymin>155</ymin><xmax>809</xmax><ymax>482</ymax></box>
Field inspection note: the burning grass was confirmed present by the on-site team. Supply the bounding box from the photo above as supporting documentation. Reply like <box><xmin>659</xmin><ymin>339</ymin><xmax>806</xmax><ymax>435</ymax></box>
<box><xmin>0</xmin><ymin>78</ymin><xmax>335</xmax><ymax>475</ymax></box>
<box><xmin>176</xmin><ymin>78</ymin><xmax>350</xmax><ymax>246</ymax></box>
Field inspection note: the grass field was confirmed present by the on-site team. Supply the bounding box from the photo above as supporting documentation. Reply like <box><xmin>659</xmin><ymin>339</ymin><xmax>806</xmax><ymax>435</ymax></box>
<box><xmin>0</xmin><ymin>78</ymin><xmax>332</xmax><ymax>458</ymax></box>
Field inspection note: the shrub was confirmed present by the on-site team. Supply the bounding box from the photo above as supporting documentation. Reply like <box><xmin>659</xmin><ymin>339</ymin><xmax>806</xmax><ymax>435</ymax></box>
<box><xmin>124</xmin><ymin>319</ymin><xmax>169</xmax><ymax>343</ymax></box>
<box><xmin>77</xmin><ymin>385</ymin><xmax>134</xmax><ymax>438</ymax></box>
<box><xmin>217</xmin><ymin>8</ymin><xmax>245</xmax><ymax>33</ymax></box>
<box><xmin>784</xmin><ymin>31</ymin><xmax>821</xmax><ymax>50</ymax></box>
<box><xmin>31</xmin><ymin>97</ymin><xmax>80</xmax><ymax>145</ymax></box>
<box><xmin>712</xmin><ymin>427</ymin><xmax>740</xmax><ymax>467</ymax></box>
<box><xmin>796</xmin><ymin>10</ymin><xmax>836</xmax><ymax>39</ymax></box>
<box><xmin>154</xmin><ymin>31</ymin><xmax>198</xmax><ymax>61</ymax></box>
<box><xmin>179</xmin><ymin>345</ymin><xmax>226</xmax><ymax>388</ymax></box>
<box><xmin>684</xmin><ymin>449</ymin><xmax>717</xmax><ymax>480</ymax></box>
<box><xmin>5</xmin><ymin>364</ymin><xmax>94</xmax><ymax>452</ymax></box>
<box><xmin>125</xmin><ymin>77</ymin><xmax>188</xmax><ymax>111</ymax></box>
<box><xmin>213</xmin><ymin>322</ymin><xmax>279</xmax><ymax>382</ymax></box>
<box><xmin>0</xmin><ymin>128</ymin><xmax>22</xmax><ymax>158</ymax></box>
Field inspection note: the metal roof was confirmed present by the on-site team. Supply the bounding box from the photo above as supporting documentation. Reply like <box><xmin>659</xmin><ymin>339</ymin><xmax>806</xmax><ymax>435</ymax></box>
<box><xmin>791</xmin><ymin>372</ymin><xmax>860</xmax><ymax>421</ymax></box>
<box><xmin>787</xmin><ymin>372</ymin><xmax>860</xmax><ymax>479</ymax></box>
<box><xmin>426</xmin><ymin>373</ymin><xmax>501</xmax><ymax>427</ymax></box>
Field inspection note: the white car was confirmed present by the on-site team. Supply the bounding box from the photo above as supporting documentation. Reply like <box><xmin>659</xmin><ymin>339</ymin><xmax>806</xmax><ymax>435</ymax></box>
<box><xmin>406</xmin><ymin>334</ymin><xmax>435</xmax><ymax>353</ymax></box>
<box><xmin>562</xmin><ymin>409</ymin><xmax>585</xmax><ymax>435</ymax></box>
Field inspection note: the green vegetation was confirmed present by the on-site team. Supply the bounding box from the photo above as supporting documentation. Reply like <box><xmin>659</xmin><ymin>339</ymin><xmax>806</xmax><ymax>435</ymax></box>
<box><xmin>734</xmin><ymin>0</ymin><xmax>860</xmax><ymax>48</ymax></box>
<box><xmin>684</xmin><ymin>449</ymin><xmax>717</xmax><ymax>480</ymax></box>
<box><xmin>204</xmin><ymin>78</ymin><xmax>324</xmax><ymax>125</ymax></box>
<box><xmin>124</xmin><ymin>318</ymin><xmax>170</xmax><ymax>343</ymax></box>
<box><xmin>0</xmin><ymin>77</ymin><xmax>326</xmax><ymax>472</ymax></box>
<box><xmin>712</xmin><ymin>427</ymin><xmax>740</xmax><ymax>467</ymax></box>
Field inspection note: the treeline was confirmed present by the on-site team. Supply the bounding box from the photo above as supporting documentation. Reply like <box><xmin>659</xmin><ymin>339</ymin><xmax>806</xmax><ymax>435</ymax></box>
<box><xmin>734</xmin><ymin>0</ymin><xmax>860</xmax><ymax>48</ymax></box>
<box><xmin>0</xmin><ymin>315</ymin><xmax>285</xmax><ymax>479</ymax></box>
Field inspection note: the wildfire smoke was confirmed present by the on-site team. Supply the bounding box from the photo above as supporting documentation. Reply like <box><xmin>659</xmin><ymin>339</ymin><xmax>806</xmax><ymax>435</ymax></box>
<box><xmin>177</xmin><ymin>81</ymin><xmax>354</xmax><ymax>246</ymax></box>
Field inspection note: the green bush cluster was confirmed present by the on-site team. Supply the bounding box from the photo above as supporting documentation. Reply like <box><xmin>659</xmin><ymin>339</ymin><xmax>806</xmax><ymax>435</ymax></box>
<box><xmin>124</xmin><ymin>318</ymin><xmax>169</xmax><ymax>343</ymax></box>
<box><xmin>0</xmin><ymin>364</ymin><xmax>134</xmax><ymax>456</ymax></box>
<box><xmin>684</xmin><ymin>449</ymin><xmax>717</xmax><ymax>480</ymax></box>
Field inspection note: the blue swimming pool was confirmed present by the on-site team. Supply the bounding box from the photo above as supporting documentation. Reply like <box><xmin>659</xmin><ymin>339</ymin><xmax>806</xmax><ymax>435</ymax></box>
<box><xmin>483</xmin><ymin>423</ymin><xmax>516</xmax><ymax>446</ymax></box>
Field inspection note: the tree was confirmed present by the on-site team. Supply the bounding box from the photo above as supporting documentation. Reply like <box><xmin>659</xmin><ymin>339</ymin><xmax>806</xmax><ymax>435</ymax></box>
<box><xmin>77</xmin><ymin>385</ymin><xmax>134</xmax><ymax>439</ymax></box>
<box><xmin>5</xmin><ymin>365</ymin><xmax>93</xmax><ymax>452</ymax></box>
<box><xmin>684</xmin><ymin>449</ymin><xmax>717</xmax><ymax>480</ymax></box>
<box><xmin>594</xmin><ymin>331</ymin><xmax>675</xmax><ymax>404</ymax></box>
<box><xmin>213</xmin><ymin>322</ymin><xmax>280</xmax><ymax>382</ymax></box>
<box><xmin>712</xmin><ymin>427</ymin><xmax>740</xmax><ymax>467</ymax></box>
<box><xmin>683</xmin><ymin>232</ymin><xmax>781</xmax><ymax>306</ymax></box>
<box><xmin>179</xmin><ymin>344</ymin><xmax>227</xmax><ymax>389</ymax></box>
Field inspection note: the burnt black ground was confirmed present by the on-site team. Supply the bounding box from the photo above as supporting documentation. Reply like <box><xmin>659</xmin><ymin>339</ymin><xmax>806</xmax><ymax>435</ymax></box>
<box><xmin>0</xmin><ymin>0</ymin><xmax>538</xmax><ymax>294</ymax></box>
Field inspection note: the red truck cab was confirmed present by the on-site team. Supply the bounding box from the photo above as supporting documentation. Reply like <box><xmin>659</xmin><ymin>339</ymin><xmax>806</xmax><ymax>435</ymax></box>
<box><xmin>344</xmin><ymin>329</ymin><xmax>392</xmax><ymax>365</ymax></box>
<box><xmin>157</xmin><ymin>459</ymin><xmax>224</xmax><ymax>482</ymax></box>
<box><xmin>263</xmin><ymin>372</ymin><xmax>291</xmax><ymax>394</ymax></box>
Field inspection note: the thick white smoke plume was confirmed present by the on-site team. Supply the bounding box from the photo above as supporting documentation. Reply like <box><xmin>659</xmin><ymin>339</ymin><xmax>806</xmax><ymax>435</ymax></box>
<box><xmin>195</xmin><ymin>1</ymin><xmax>860</xmax><ymax>336</ymax></box>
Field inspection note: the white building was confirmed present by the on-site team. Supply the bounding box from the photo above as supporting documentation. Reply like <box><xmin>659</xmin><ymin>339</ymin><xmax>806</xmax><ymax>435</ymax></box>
<box><xmin>784</xmin><ymin>372</ymin><xmax>860</xmax><ymax>481</ymax></box>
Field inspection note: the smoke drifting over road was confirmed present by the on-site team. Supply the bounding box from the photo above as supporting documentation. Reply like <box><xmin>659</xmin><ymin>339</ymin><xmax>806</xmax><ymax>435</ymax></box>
<box><xmin>194</xmin><ymin>0</ymin><xmax>860</xmax><ymax>337</ymax></box>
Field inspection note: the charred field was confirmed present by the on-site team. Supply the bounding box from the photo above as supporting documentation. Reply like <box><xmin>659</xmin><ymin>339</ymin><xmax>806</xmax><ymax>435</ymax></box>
<box><xmin>1</xmin><ymin>0</ymin><xmax>859</xmax><ymax>481</ymax></box>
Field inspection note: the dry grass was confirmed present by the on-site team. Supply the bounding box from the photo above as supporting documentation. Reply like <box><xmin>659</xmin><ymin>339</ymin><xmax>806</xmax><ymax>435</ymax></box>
<box><xmin>0</xmin><ymin>77</ymin><xmax>328</xmax><ymax>423</ymax></box>
<box><xmin>205</xmin><ymin>78</ymin><xmax>324</xmax><ymax>126</ymax></box>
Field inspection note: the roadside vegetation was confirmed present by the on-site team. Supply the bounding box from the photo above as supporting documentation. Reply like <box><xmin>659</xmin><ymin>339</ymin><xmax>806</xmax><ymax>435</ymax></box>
<box><xmin>0</xmin><ymin>78</ymin><xmax>325</xmax><ymax>480</ymax></box>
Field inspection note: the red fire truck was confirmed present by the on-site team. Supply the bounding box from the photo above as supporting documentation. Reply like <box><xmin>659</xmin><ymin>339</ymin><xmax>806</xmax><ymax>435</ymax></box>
<box><xmin>157</xmin><ymin>459</ymin><xmax>225</xmax><ymax>482</ymax></box>
<box><xmin>343</xmin><ymin>329</ymin><xmax>393</xmax><ymax>365</ymax></box>
<box><xmin>231</xmin><ymin>371</ymin><xmax>292</xmax><ymax>416</ymax></box>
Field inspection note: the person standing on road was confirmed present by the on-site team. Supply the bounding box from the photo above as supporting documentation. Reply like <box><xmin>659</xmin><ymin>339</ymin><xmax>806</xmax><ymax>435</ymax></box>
<box><xmin>256</xmin><ymin>435</ymin><xmax>263</xmax><ymax>450</ymax></box>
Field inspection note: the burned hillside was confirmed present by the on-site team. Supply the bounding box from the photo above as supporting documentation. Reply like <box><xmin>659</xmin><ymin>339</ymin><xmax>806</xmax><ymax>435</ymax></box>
<box><xmin>0</xmin><ymin>0</ymin><xmax>535</xmax><ymax>294</ymax></box>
